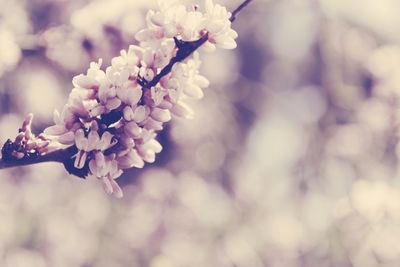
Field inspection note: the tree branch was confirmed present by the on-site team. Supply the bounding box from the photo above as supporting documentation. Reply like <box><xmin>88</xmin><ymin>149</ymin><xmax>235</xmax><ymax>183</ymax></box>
<box><xmin>0</xmin><ymin>146</ymin><xmax>76</xmax><ymax>170</ymax></box>
<box><xmin>230</xmin><ymin>0</ymin><xmax>253</xmax><ymax>22</ymax></box>
<box><xmin>0</xmin><ymin>0</ymin><xmax>255</xmax><ymax>172</ymax></box>
<box><xmin>141</xmin><ymin>35</ymin><xmax>209</xmax><ymax>89</ymax></box>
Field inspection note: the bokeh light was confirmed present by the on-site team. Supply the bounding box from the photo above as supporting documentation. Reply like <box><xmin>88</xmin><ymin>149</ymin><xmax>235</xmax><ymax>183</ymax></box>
<box><xmin>1</xmin><ymin>0</ymin><xmax>400</xmax><ymax>266</ymax></box>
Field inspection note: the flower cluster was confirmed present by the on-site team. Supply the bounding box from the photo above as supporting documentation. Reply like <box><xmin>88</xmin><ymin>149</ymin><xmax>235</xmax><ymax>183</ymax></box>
<box><xmin>136</xmin><ymin>0</ymin><xmax>237</xmax><ymax>50</ymax></box>
<box><xmin>42</xmin><ymin>0</ymin><xmax>238</xmax><ymax>197</ymax></box>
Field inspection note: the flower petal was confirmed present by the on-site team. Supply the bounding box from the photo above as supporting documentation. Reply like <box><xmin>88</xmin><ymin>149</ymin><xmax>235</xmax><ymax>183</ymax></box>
<box><xmin>151</xmin><ymin>108</ymin><xmax>171</xmax><ymax>122</ymax></box>
<box><xmin>101</xmin><ymin>177</ymin><xmax>114</xmax><ymax>195</ymax></box>
<box><xmin>87</xmin><ymin>131</ymin><xmax>100</xmax><ymax>151</ymax></box>
<box><xmin>110</xmin><ymin>179</ymin><xmax>124</xmax><ymax>198</ymax></box>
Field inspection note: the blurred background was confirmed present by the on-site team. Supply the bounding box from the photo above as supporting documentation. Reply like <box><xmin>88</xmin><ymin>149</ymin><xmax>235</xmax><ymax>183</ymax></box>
<box><xmin>1</xmin><ymin>0</ymin><xmax>400</xmax><ymax>266</ymax></box>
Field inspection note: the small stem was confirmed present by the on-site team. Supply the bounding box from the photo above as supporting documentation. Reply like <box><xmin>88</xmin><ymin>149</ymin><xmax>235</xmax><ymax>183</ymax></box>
<box><xmin>230</xmin><ymin>0</ymin><xmax>254</xmax><ymax>22</ymax></box>
<box><xmin>0</xmin><ymin>146</ymin><xmax>76</xmax><ymax>170</ymax></box>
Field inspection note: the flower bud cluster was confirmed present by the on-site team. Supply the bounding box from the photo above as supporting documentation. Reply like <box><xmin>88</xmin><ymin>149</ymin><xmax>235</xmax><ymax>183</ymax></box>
<box><xmin>43</xmin><ymin>0</ymin><xmax>237</xmax><ymax>197</ymax></box>
<box><xmin>2</xmin><ymin>114</ymin><xmax>50</xmax><ymax>161</ymax></box>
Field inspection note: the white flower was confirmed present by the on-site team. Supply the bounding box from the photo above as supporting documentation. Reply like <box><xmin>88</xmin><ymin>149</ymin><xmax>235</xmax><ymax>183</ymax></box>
<box><xmin>144</xmin><ymin>117</ymin><xmax>163</xmax><ymax>131</ymax></box>
<box><xmin>116</xmin><ymin>83</ymin><xmax>143</xmax><ymax>106</ymax></box>
<box><xmin>106</xmin><ymin>65</ymin><xmax>130</xmax><ymax>87</ymax></box>
<box><xmin>133</xmin><ymin>105</ymin><xmax>151</xmax><ymax>123</ymax></box>
<box><xmin>168</xmin><ymin>53</ymin><xmax>209</xmax><ymax>100</ymax></box>
<box><xmin>89</xmin><ymin>152</ymin><xmax>123</xmax><ymax>198</ymax></box>
<box><xmin>151</xmin><ymin>107</ymin><xmax>172</xmax><ymax>122</ymax></box>
<box><xmin>151</xmin><ymin>86</ymin><xmax>168</xmax><ymax>105</ymax></box>
<box><xmin>8</xmin><ymin>114</ymin><xmax>51</xmax><ymax>158</ymax></box>
<box><xmin>72</xmin><ymin>59</ymin><xmax>105</xmax><ymax>89</ymax></box>
<box><xmin>117</xmin><ymin>148</ymin><xmax>145</xmax><ymax>169</ymax></box>
<box><xmin>153</xmin><ymin>39</ymin><xmax>176</xmax><ymax>68</ymax></box>
<box><xmin>67</xmin><ymin>90</ymin><xmax>92</xmax><ymax>118</ymax></box>
<box><xmin>73</xmin><ymin>128</ymin><xmax>115</xmax><ymax>169</ymax></box>
<box><xmin>112</xmin><ymin>48</ymin><xmax>141</xmax><ymax>75</ymax></box>
<box><xmin>96</xmin><ymin>82</ymin><xmax>121</xmax><ymax>113</ymax></box>
<box><xmin>202</xmin><ymin>0</ymin><xmax>238</xmax><ymax>49</ymax></box>
<box><xmin>44</xmin><ymin>106</ymin><xmax>79</xmax><ymax>145</ymax></box>
<box><xmin>171</xmin><ymin>100</ymin><xmax>195</xmax><ymax>119</ymax></box>
<box><xmin>136</xmin><ymin>138</ymin><xmax>163</xmax><ymax>163</ymax></box>
<box><xmin>124</xmin><ymin>121</ymin><xmax>142</xmax><ymax>138</ymax></box>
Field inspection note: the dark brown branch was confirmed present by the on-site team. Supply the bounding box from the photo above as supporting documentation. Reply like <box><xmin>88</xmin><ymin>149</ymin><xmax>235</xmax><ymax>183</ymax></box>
<box><xmin>230</xmin><ymin>0</ymin><xmax>254</xmax><ymax>22</ymax></box>
<box><xmin>0</xmin><ymin>146</ymin><xmax>76</xmax><ymax>170</ymax></box>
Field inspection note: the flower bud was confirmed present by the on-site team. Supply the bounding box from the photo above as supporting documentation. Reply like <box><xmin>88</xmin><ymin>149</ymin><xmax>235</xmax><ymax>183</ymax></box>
<box><xmin>144</xmin><ymin>118</ymin><xmax>163</xmax><ymax>131</ymax></box>
<box><xmin>184</xmin><ymin>84</ymin><xmax>204</xmax><ymax>99</ymax></box>
<box><xmin>171</xmin><ymin>101</ymin><xmax>194</xmax><ymax>119</ymax></box>
<box><xmin>151</xmin><ymin>108</ymin><xmax>171</xmax><ymax>122</ymax></box>
<box><xmin>125</xmin><ymin>122</ymin><xmax>142</xmax><ymax>138</ymax></box>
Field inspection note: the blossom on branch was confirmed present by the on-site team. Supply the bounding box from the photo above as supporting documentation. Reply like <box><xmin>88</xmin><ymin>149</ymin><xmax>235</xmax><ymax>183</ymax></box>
<box><xmin>2</xmin><ymin>0</ymin><xmax>242</xmax><ymax>198</ymax></box>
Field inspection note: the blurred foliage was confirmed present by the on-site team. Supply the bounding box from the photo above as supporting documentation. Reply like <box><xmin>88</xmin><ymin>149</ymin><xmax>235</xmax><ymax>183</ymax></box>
<box><xmin>1</xmin><ymin>0</ymin><xmax>400</xmax><ymax>266</ymax></box>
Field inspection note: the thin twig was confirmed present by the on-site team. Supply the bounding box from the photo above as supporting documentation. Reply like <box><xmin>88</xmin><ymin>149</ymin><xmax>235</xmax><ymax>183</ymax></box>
<box><xmin>0</xmin><ymin>0</ymin><xmax>255</xmax><ymax>172</ymax></box>
<box><xmin>230</xmin><ymin>0</ymin><xmax>254</xmax><ymax>22</ymax></box>
<box><xmin>0</xmin><ymin>146</ymin><xmax>76</xmax><ymax>170</ymax></box>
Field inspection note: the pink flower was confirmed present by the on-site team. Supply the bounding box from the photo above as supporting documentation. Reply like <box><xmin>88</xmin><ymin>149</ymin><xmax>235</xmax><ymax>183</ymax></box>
<box><xmin>44</xmin><ymin>106</ymin><xmax>78</xmax><ymax>145</ymax></box>
<box><xmin>89</xmin><ymin>153</ymin><xmax>123</xmax><ymax>198</ymax></box>
<box><xmin>39</xmin><ymin>0</ymin><xmax>238</xmax><ymax>197</ymax></box>
<box><xmin>73</xmin><ymin>128</ymin><xmax>115</xmax><ymax>169</ymax></box>
<box><xmin>72</xmin><ymin>59</ymin><xmax>105</xmax><ymax>89</ymax></box>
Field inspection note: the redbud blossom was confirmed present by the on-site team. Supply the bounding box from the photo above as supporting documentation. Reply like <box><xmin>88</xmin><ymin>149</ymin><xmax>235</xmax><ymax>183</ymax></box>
<box><xmin>43</xmin><ymin>0</ymin><xmax>238</xmax><ymax>197</ymax></box>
